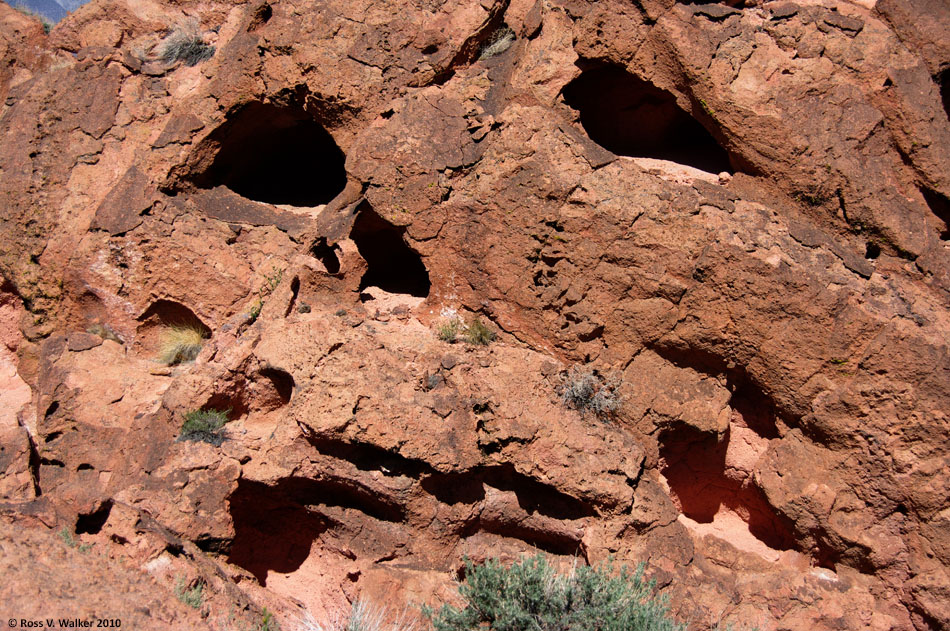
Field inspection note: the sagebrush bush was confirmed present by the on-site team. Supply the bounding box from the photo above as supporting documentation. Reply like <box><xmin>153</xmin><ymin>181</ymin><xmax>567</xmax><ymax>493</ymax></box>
<box><xmin>178</xmin><ymin>408</ymin><xmax>229</xmax><ymax>445</ymax></box>
<box><xmin>158</xmin><ymin>323</ymin><xmax>207</xmax><ymax>365</ymax></box>
<box><xmin>425</xmin><ymin>555</ymin><xmax>682</xmax><ymax>631</ymax></box>
<box><xmin>160</xmin><ymin>27</ymin><xmax>215</xmax><ymax>66</ymax></box>
<box><xmin>174</xmin><ymin>576</ymin><xmax>204</xmax><ymax>609</ymax></box>
<box><xmin>559</xmin><ymin>365</ymin><xmax>620</xmax><ymax>419</ymax></box>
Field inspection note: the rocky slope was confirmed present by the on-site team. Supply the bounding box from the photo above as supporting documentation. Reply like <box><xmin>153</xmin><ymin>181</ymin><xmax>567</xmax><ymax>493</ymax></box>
<box><xmin>1</xmin><ymin>0</ymin><xmax>948</xmax><ymax>629</ymax></box>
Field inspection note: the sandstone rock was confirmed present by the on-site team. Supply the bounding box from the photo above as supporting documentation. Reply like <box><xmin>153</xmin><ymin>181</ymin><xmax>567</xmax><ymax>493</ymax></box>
<box><xmin>0</xmin><ymin>0</ymin><xmax>948</xmax><ymax>629</ymax></box>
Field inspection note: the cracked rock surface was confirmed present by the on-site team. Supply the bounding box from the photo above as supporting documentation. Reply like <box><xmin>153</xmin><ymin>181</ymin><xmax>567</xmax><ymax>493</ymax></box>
<box><xmin>1</xmin><ymin>0</ymin><xmax>949</xmax><ymax>629</ymax></box>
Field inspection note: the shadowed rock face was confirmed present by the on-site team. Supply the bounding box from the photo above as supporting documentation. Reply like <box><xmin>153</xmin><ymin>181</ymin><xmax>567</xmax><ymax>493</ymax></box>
<box><xmin>187</xmin><ymin>101</ymin><xmax>347</xmax><ymax>207</ymax></box>
<box><xmin>1</xmin><ymin>0</ymin><xmax>949</xmax><ymax>629</ymax></box>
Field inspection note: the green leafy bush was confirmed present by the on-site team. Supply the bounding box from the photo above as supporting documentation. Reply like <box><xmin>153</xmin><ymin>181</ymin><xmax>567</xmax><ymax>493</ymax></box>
<box><xmin>178</xmin><ymin>408</ymin><xmax>229</xmax><ymax>445</ymax></box>
<box><xmin>425</xmin><ymin>555</ymin><xmax>682</xmax><ymax>631</ymax></box>
<box><xmin>559</xmin><ymin>365</ymin><xmax>620</xmax><ymax>419</ymax></box>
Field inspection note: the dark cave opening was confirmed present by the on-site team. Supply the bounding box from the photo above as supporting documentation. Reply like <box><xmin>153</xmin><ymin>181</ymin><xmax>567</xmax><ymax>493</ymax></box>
<box><xmin>192</xmin><ymin>102</ymin><xmax>346</xmax><ymax>207</ymax></box>
<box><xmin>659</xmin><ymin>423</ymin><xmax>798</xmax><ymax>554</ymax></box>
<box><xmin>939</xmin><ymin>69</ymin><xmax>949</xmax><ymax>122</ymax></box>
<box><xmin>76</xmin><ymin>500</ymin><xmax>113</xmax><ymax>535</ymax></box>
<box><xmin>920</xmin><ymin>186</ymin><xmax>950</xmax><ymax>241</ymax></box>
<box><xmin>350</xmin><ymin>204</ymin><xmax>430</xmax><ymax>297</ymax></box>
<box><xmin>562</xmin><ymin>64</ymin><xmax>734</xmax><ymax>174</ymax></box>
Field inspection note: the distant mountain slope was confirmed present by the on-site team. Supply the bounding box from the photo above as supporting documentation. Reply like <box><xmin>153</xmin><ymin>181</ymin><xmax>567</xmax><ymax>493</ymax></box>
<box><xmin>1</xmin><ymin>0</ymin><xmax>73</xmax><ymax>23</ymax></box>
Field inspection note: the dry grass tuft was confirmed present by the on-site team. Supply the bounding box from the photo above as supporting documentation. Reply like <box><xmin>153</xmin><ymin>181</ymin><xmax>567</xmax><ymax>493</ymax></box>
<box><xmin>158</xmin><ymin>323</ymin><xmax>207</xmax><ymax>365</ymax></box>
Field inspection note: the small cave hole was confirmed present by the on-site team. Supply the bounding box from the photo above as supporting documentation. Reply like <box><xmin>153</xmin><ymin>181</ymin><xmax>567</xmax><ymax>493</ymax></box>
<box><xmin>76</xmin><ymin>500</ymin><xmax>113</xmax><ymax>535</ymax></box>
<box><xmin>562</xmin><ymin>64</ymin><xmax>734</xmax><ymax>174</ymax></box>
<box><xmin>865</xmin><ymin>241</ymin><xmax>881</xmax><ymax>259</ymax></box>
<box><xmin>311</xmin><ymin>238</ymin><xmax>341</xmax><ymax>274</ymax></box>
<box><xmin>191</xmin><ymin>102</ymin><xmax>346</xmax><ymax>207</ymax></box>
<box><xmin>247</xmin><ymin>2</ymin><xmax>272</xmax><ymax>31</ymax></box>
<box><xmin>259</xmin><ymin>367</ymin><xmax>295</xmax><ymax>405</ymax></box>
<box><xmin>919</xmin><ymin>186</ymin><xmax>950</xmax><ymax>240</ymax></box>
<box><xmin>76</xmin><ymin>463</ymin><xmax>94</xmax><ymax>471</ymax></box>
<box><xmin>659</xmin><ymin>424</ymin><xmax>797</xmax><ymax>555</ymax></box>
<box><xmin>350</xmin><ymin>204</ymin><xmax>430</xmax><ymax>297</ymax></box>
<box><xmin>939</xmin><ymin>68</ymin><xmax>949</xmax><ymax>123</ymax></box>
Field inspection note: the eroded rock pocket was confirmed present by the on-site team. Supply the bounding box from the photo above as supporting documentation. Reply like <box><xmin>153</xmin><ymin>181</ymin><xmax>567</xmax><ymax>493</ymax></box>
<box><xmin>188</xmin><ymin>101</ymin><xmax>346</xmax><ymax>207</ymax></box>
<box><xmin>351</xmin><ymin>204</ymin><xmax>430</xmax><ymax>298</ymax></box>
<box><xmin>563</xmin><ymin>64</ymin><xmax>733</xmax><ymax>174</ymax></box>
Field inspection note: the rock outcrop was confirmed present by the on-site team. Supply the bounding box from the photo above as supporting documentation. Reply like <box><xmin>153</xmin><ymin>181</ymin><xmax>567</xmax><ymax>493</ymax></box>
<box><xmin>1</xmin><ymin>0</ymin><xmax>948</xmax><ymax>629</ymax></box>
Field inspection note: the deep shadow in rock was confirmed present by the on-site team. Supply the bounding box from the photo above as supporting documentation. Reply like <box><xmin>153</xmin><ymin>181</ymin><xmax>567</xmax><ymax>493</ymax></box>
<box><xmin>350</xmin><ymin>203</ymin><xmax>430</xmax><ymax>297</ymax></box>
<box><xmin>76</xmin><ymin>500</ymin><xmax>112</xmax><ymax>535</ymax></box>
<box><xmin>939</xmin><ymin>68</ymin><xmax>949</xmax><ymax>123</ymax></box>
<box><xmin>227</xmin><ymin>479</ymin><xmax>331</xmax><ymax>585</ymax></box>
<box><xmin>563</xmin><ymin>64</ymin><xmax>733</xmax><ymax>174</ymax></box>
<box><xmin>659</xmin><ymin>424</ymin><xmax>797</xmax><ymax>553</ymax></box>
<box><xmin>190</xmin><ymin>101</ymin><xmax>346</xmax><ymax>207</ymax></box>
<box><xmin>920</xmin><ymin>185</ymin><xmax>950</xmax><ymax>240</ymax></box>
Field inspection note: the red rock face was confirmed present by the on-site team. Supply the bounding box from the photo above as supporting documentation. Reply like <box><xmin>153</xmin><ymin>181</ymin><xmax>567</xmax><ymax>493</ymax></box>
<box><xmin>1</xmin><ymin>0</ymin><xmax>949</xmax><ymax>629</ymax></box>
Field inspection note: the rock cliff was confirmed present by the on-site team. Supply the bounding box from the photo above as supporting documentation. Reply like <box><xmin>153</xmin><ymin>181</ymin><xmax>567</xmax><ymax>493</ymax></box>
<box><xmin>1</xmin><ymin>0</ymin><xmax>948</xmax><ymax>629</ymax></box>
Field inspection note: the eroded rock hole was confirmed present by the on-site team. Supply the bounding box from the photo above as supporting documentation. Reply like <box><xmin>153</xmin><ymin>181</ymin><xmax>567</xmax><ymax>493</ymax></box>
<box><xmin>311</xmin><ymin>238</ymin><xmax>341</xmax><ymax>274</ymax></box>
<box><xmin>920</xmin><ymin>186</ymin><xmax>950</xmax><ymax>240</ymax></box>
<box><xmin>228</xmin><ymin>479</ymin><xmax>330</xmax><ymax>585</ymax></box>
<box><xmin>563</xmin><ymin>65</ymin><xmax>733</xmax><ymax>174</ymax></box>
<box><xmin>350</xmin><ymin>205</ymin><xmax>430</xmax><ymax>297</ymax></box>
<box><xmin>76</xmin><ymin>500</ymin><xmax>112</xmax><ymax>535</ymax></box>
<box><xmin>939</xmin><ymin>69</ymin><xmax>949</xmax><ymax>122</ymax></box>
<box><xmin>191</xmin><ymin>102</ymin><xmax>346</xmax><ymax>207</ymax></box>
<box><xmin>659</xmin><ymin>423</ymin><xmax>797</xmax><ymax>555</ymax></box>
<box><xmin>259</xmin><ymin>367</ymin><xmax>294</xmax><ymax>405</ymax></box>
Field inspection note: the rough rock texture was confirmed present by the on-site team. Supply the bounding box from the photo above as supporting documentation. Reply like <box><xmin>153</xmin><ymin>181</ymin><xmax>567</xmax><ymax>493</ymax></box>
<box><xmin>1</xmin><ymin>0</ymin><xmax>949</xmax><ymax>629</ymax></box>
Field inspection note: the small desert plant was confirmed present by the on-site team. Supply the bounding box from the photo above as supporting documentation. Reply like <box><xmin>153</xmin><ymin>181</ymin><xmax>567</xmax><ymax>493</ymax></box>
<box><xmin>174</xmin><ymin>576</ymin><xmax>204</xmax><ymax>609</ymax></box>
<box><xmin>158</xmin><ymin>322</ymin><xmax>208</xmax><ymax>364</ymax></box>
<box><xmin>58</xmin><ymin>527</ymin><xmax>94</xmax><ymax>553</ymax></box>
<box><xmin>14</xmin><ymin>5</ymin><xmax>53</xmax><ymax>33</ymax></box>
<box><xmin>299</xmin><ymin>599</ymin><xmax>418</xmax><ymax>631</ymax></box>
<box><xmin>437</xmin><ymin>318</ymin><xmax>461</xmax><ymax>343</ymax></box>
<box><xmin>178</xmin><ymin>408</ymin><xmax>229</xmax><ymax>445</ymax></box>
<box><xmin>559</xmin><ymin>365</ymin><xmax>620</xmax><ymax>419</ymax></box>
<box><xmin>478</xmin><ymin>24</ymin><xmax>515</xmax><ymax>60</ymax></box>
<box><xmin>425</xmin><ymin>555</ymin><xmax>682</xmax><ymax>631</ymax></box>
<box><xmin>160</xmin><ymin>24</ymin><xmax>215</xmax><ymax>66</ymax></box>
<box><xmin>248</xmin><ymin>265</ymin><xmax>285</xmax><ymax>323</ymax></box>
<box><xmin>462</xmin><ymin>317</ymin><xmax>495</xmax><ymax>346</ymax></box>
<box><xmin>260</xmin><ymin>607</ymin><xmax>281</xmax><ymax>631</ymax></box>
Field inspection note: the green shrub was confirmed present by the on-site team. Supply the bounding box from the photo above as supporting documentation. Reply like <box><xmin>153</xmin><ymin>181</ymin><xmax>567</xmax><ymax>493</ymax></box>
<box><xmin>437</xmin><ymin>319</ymin><xmax>461</xmax><ymax>343</ymax></box>
<box><xmin>160</xmin><ymin>27</ymin><xmax>215</xmax><ymax>66</ymax></box>
<box><xmin>174</xmin><ymin>576</ymin><xmax>204</xmax><ymax>609</ymax></box>
<box><xmin>178</xmin><ymin>408</ymin><xmax>229</xmax><ymax>445</ymax></box>
<box><xmin>158</xmin><ymin>323</ymin><xmax>208</xmax><ymax>365</ymax></box>
<box><xmin>259</xmin><ymin>607</ymin><xmax>281</xmax><ymax>631</ymax></box>
<box><xmin>425</xmin><ymin>555</ymin><xmax>682</xmax><ymax>631</ymax></box>
<box><xmin>559</xmin><ymin>365</ymin><xmax>620</xmax><ymax>419</ymax></box>
<box><xmin>462</xmin><ymin>317</ymin><xmax>495</xmax><ymax>346</ymax></box>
